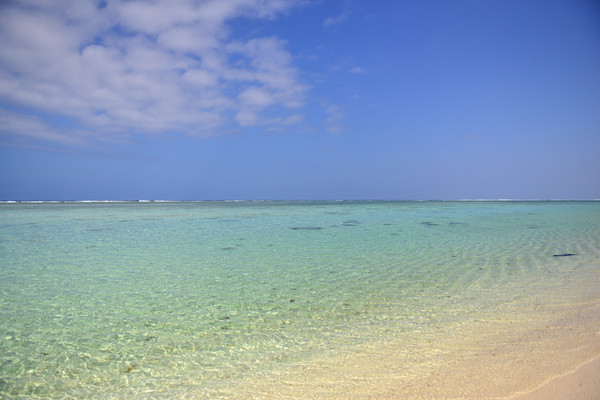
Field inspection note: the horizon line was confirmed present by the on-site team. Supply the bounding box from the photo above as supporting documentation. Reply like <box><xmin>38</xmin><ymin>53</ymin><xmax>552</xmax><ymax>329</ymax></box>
<box><xmin>1</xmin><ymin>199</ymin><xmax>599</xmax><ymax>203</ymax></box>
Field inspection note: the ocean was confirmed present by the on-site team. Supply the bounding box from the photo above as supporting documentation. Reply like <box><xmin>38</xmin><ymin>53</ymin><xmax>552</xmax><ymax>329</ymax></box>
<box><xmin>1</xmin><ymin>201</ymin><xmax>599</xmax><ymax>398</ymax></box>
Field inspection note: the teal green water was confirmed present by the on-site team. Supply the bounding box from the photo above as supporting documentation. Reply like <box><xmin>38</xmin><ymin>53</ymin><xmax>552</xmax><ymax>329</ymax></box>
<box><xmin>1</xmin><ymin>201</ymin><xmax>599</xmax><ymax>398</ymax></box>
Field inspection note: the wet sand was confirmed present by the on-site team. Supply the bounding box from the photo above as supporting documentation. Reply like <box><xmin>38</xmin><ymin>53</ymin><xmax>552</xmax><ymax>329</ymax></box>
<box><xmin>513</xmin><ymin>356</ymin><xmax>600</xmax><ymax>400</ymax></box>
<box><xmin>378</xmin><ymin>295</ymin><xmax>600</xmax><ymax>399</ymax></box>
<box><xmin>243</xmin><ymin>292</ymin><xmax>600</xmax><ymax>399</ymax></box>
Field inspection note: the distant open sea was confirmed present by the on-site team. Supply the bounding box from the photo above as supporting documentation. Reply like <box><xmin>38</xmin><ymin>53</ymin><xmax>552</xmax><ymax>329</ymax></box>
<box><xmin>1</xmin><ymin>201</ymin><xmax>599</xmax><ymax>399</ymax></box>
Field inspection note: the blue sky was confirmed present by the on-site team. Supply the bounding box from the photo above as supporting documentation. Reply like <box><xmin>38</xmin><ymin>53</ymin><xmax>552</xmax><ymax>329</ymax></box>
<box><xmin>1</xmin><ymin>0</ymin><xmax>599</xmax><ymax>200</ymax></box>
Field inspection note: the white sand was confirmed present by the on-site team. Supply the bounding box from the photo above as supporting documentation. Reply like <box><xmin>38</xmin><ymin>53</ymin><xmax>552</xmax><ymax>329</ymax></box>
<box><xmin>238</xmin><ymin>295</ymin><xmax>600</xmax><ymax>399</ymax></box>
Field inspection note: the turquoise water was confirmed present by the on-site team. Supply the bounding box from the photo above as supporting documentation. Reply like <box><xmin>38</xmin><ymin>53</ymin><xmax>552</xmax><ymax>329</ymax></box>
<box><xmin>1</xmin><ymin>201</ymin><xmax>599</xmax><ymax>398</ymax></box>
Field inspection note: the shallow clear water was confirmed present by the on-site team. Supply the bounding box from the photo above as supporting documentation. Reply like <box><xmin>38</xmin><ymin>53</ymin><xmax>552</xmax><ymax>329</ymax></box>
<box><xmin>1</xmin><ymin>201</ymin><xmax>599</xmax><ymax>398</ymax></box>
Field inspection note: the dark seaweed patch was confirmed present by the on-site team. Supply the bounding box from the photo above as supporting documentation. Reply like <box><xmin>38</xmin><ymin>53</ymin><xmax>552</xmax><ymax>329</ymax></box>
<box><xmin>290</xmin><ymin>226</ymin><xmax>323</xmax><ymax>230</ymax></box>
<box><xmin>338</xmin><ymin>219</ymin><xmax>360</xmax><ymax>227</ymax></box>
<box><xmin>124</xmin><ymin>364</ymin><xmax>136</xmax><ymax>373</ymax></box>
<box><xmin>221</xmin><ymin>247</ymin><xmax>236</xmax><ymax>251</ymax></box>
<box><xmin>553</xmin><ymin>253</ymin><xmax>578</xmax><ymax>257</ymax></box>
<box><xmin>421</xmin><ymin>222</ymin><xmax>439</xmax><ymax>226</ymax></box>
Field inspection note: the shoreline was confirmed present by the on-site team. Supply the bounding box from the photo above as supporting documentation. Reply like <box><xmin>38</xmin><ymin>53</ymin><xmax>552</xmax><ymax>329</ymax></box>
<box><xmin>389</xmin><ymin>294</ymin><xmax>600</xmax><ymax>400</ymax></box>
<box><xmin>511</xmin><ymin>355</ymin><xmax>600</xmax><ymax>400</ymax></box>
<box><xmin>241</xmin><ymin>290</ymin><xmax>600</xmax><ymax>399</ymax></box>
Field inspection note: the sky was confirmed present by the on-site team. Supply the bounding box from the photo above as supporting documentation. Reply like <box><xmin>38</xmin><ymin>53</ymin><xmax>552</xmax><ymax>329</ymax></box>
<box><xmin>0</xmin><ymin>0</ymin><xmax>599</xmax><ymax>200</ymax></box>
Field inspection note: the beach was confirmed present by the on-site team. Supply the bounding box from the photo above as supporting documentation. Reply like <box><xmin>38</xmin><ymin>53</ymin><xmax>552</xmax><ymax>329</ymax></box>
<box><xmin>514</xmin><ymin>357</ymin><xmax>600</xmax><ymax>400</ymax></box>
<box><xmin>235</xmin><ymin>278</ymin><xmax>600</xmax><ymax>399</ymax></box>
<box><xmin>411</xmin><ymin>294</ymin><xmax>600</xmax><ymax>400</ymax></box>
<box><xmin>2</xmin><ymin>0</ymin><xmax>598</xmax><ymax>397</ymax></box>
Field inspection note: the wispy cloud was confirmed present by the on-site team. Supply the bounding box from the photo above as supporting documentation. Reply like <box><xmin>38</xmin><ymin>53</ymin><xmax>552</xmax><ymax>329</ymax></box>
<box><xmin>0</xmin><ymin>109</ymin><xmax>86</xmax><ymax>146</ymax></box>
<box><xmin>325</xmin><ymin>105</ymin><xmax>344</xmax><ymax>135</ymax></box>
<box><xmin>323</xmin><ymin>0</ymin><xmax>352</xmax><ymax>27</ymax></box>
<box><xmin>323</xmin><ymin>12</ymin><xmax>349</xmax><ymax>27</ymax></box>
<box><xmin>0</xmin><ymin>0</ymin><xmax>307</xmax><ymax>145</ymax></box>
<box><xmin>350</xmin><ymin>67</ymin><xmax>366</xmax><ymax>74</ymax></box>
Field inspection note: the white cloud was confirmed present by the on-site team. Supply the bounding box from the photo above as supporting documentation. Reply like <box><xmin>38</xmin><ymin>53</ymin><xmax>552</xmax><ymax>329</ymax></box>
<box><xmin>157</xmin><ymin>26</ymin><xmax>220</xmax><ymax>53</ymax></box>
<box><xmin>183</xmin><ymin>69</ymin><xmax>219</xmax><ymax>88</ymax></box>
<box><xmin>238</xmin><ymin>87</ymin><xmax>274</xmax><ymax>108</ymax></box>
<box><xmin>235</xmin><ymin>110</ymin><xmax>260</xmax><ymax>127</ymax></box>
<box><xmin>0</xmin><ymin>0</ymin><xmax>307</xmax><ymax>145</ymax></box>
<box><xmin>351</xmin><ymin>67</ymin><xmax>366</xmax><ymax>74</ymax></box>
